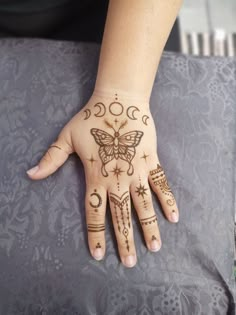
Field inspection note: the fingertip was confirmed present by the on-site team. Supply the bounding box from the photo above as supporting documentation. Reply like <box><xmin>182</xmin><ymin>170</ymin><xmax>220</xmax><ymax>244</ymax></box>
<box><xmin>26</xmin><ymin>165</ymin><xmax>39</xmax><ymax>177</ymax></box>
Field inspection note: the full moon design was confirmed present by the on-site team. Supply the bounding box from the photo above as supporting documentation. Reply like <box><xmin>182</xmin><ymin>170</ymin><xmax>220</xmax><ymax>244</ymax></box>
<box><xmin>83</xmin><ymin>109</ymin><xmax>91</xmax><ymax>120</ymax></box>
<box><xmin>109</xmin><ymin>102</ymin><xmax>124</xmax><ymax>116</ymax></box>
<box><xmin>89</xmin><ymin>191</ymin><xmax>102</xmax><ymax>208</ymax></box>
<box><xmin>142</xmin><ymin>115</ymin><xmax>150</xmax><ymax>125</ymax></box>
<box><xmin>94</xmin><ymin>102</ymin><xmax>106</xmax><ymax>117</ymax></box>
<box><xmin>126</xmin><ymin>106</ymin><xmax>140</xmax><ymax>120</ymax></box>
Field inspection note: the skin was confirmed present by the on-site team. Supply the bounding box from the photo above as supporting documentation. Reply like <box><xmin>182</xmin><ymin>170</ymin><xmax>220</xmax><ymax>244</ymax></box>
<box><xmin>26</xmin><ymin>0</ymin><xmax>183</xmax><ymax>268</ymax></box>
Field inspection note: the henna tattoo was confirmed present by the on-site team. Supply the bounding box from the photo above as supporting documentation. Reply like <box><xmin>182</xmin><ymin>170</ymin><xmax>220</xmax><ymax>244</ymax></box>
<box><xmin>96</xmin><ymin>242</ymin><xmax>102</xmax><ymax>249</ymax></box>
<box><xmin>49</xmin><ymin>145</ymin><xmax>62</xmax><ymax>150</ymax></box>
<box><xmin>150</xmin><ymin>164</ymin><xmax>175</xmax><ymax>206</ymax></box>
<box><xmin>126</xmin><ymin>106</ymin><xmax>140</xmax><ymax>120</ymax></box>
<box><xmin>114</xmin><ymin>118</ymin><xmax>119</xmax><ymax>124</ymax></box>
<box><xmin>87</xmin><ymin>224</ymin><xmax>105</xmax><ymax>232</ymax></box>
<box><xmin>94</xmin><ymin>102</ymin><xmax>106</xmax><ymax>117</ymax></box>
<box><xmin>135</xmin><ymin>183</ymin><xmax>148</xmax><ymax>199</ymax></box>
<box><xmin>87</xmin><ymin>155</ymin><xmax>97</xmax><ymax>166</ymax></box>
<box><xmin>110</xmin><ymin>164</ymin><xmax>124</xmax><ymax>180</ymax></box>
<box><xmin>84</xmin><ymin>109</ymin><xmax>91</xmax><ymax>120</ymax></box>
<box><xmin>109</xmin><ymin>102</ymin><xmax>124</xmax><ymax>116</ymax></box>
<box><xmin>109</xmin><ymin>191</ymin><xmax>130</xmax><ymax>252</ymax></box>
<box><xmin>141</xmin><ymin>152</ymin><xmax>149</xmax><ymax>162</ymax></box>
<box><xmin>117</xmin><ymin>182</ymin><xmax>120</xmax><ymax>191</ymax></box>
<box><xmin>91</xmin><ymin>120</ymin><xmax>143</xmax><ymax>177</ymax></box>
<box><xmin>115</xmin><ymin>93</ymin><xmax>118</xmax><ymax>101</ymax></box>
<box><xmin>89</xmin><ymin>189</ymin><xmax>102</xmax><ymax>208</ymax></box>
<box><xmin>142</xmin><ymin>115</ymin><xmax>149</xmax><ymax>126</ymax></box>
<box><xmin>151</xmin><ymin>235</ymin><xmax>157</xmax><ymax>241</ymax></box>
<box><xmin>140</xmin><ymin>214</ymin><xmax>157</xmax><ymax>226</ymax></box>
<box><xmin>143</xmin><ymin>199</ymin><xmax>148</xmax><ymax>210</ymax></box>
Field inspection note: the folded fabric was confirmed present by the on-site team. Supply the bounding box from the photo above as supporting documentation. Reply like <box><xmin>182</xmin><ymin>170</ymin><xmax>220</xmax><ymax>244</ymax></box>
<box><xmin>0</xmin><ymin>39</ymin><xmax>235</xmax><ymax>314</ymax></box>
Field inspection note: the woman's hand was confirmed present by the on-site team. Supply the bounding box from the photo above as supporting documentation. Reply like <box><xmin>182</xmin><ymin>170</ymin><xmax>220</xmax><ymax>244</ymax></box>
<box><xmin>26</xmin><ymin>93</ymin><xmax>179</xmax><ymax>268</ymax></box>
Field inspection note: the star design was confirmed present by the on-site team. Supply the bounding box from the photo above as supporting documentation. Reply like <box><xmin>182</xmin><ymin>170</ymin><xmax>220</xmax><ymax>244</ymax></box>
<box><xmin>135</xmin><ymin>183</ymin><xmax>148</xmax><ymax>198</ymax></box>
<box><xmin>141</xmin><ymin>152</ymin><xmax>149</xmax><ymax>162</ymax></box>
<box><xmin>110</xmin><ymin>164</ymin><xmax>124</xmax><ymax>180</ymax></box>
<box><xmin>87</xmin><ymin>155</ymin><xmax>97</xmax><ymax>166</ymax></box>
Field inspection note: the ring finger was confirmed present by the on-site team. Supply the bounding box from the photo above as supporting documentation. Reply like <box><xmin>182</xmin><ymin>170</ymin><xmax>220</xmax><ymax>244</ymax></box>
<box><xmin>130</xmin><ymin>177</ymin><xmax>162</xmax><ymax>252</ymax></box>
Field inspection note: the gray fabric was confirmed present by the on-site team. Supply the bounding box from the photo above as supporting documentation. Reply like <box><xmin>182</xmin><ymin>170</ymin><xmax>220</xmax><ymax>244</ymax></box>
<box><xmin>0</xmin><ymin>38</ymin><xmax>235</xmax><ymax>314</ymax></box>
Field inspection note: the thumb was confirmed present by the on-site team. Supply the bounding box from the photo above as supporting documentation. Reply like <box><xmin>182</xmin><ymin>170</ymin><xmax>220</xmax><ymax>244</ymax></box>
<box><xmin>26</xmin><ymin>134</ymin><xmax>74</xmax><ymax>180</ymax></box>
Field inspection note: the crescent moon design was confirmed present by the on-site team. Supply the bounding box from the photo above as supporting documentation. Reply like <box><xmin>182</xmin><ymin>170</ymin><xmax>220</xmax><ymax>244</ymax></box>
<box><xmin>94</xmin><ymin>102</ymin><xmax>106</xmax><ymax>117</ymax></box>
<box><xmin>89</xmin><ymin>192</ymin><xmax>102</xmax><ymax>208</ymax></box>
<box><xmin>126</xmin><ymin>106</ymin><xmax>140</xmax><ymax>120</ymax></box>
<box><xmin>142</xmin><ymin>115</ymin><xmax>150</xmax><ymax>126</ymax></box>
<box><xmin>84</xmin><ymin>109</ymin><xmax>91</xmax><ymax>120</ymax></box>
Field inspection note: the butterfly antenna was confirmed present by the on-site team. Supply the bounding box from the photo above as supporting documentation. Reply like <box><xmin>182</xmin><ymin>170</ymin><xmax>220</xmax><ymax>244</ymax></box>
<box><xmin>104</xmin><ymin>119</ymin><xmax>115</xmax><ymax>132</ymax></box>
<box><xmin>119</xmin><ymin>119</ymin><xmax>128</xmax><ymax>131</ymax></box>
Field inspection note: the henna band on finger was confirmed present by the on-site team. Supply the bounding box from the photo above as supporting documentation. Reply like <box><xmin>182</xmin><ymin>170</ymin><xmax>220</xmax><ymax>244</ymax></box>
<box><xmin>150</xmin><ymin>164</ymin><xmax>175</xmax><ymax>206</ymax></box>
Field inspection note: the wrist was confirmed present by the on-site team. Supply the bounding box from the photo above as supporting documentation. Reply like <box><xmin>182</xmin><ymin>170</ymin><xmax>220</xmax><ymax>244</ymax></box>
<box><xmin>91</xmin><ymin>88</ymin><xmax>150</xmax><ymax>110</ymax></box>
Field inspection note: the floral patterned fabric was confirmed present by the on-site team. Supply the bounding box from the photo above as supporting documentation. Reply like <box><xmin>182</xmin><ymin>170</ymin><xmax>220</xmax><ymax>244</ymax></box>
<box><xmin>0</xmin><ymin>39</ymin><xmax>235</xmax><ymax>315</ymax></box>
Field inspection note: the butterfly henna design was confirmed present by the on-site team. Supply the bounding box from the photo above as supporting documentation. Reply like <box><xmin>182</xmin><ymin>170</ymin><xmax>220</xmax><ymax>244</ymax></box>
<box><xmin>90</xmin><ymin>120</ymin><xmax>144</xmax><ymax>177</ymax></box>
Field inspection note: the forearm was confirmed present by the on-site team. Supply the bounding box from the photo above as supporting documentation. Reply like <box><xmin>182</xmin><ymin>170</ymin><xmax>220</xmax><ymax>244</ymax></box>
<box><xmin>94</xmin><ymin>0</ymin><xmax>183</xmax><ymax>102</ymax></box>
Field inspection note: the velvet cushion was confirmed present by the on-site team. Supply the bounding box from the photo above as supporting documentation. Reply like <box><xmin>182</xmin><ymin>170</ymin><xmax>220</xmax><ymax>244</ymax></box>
<box><xmin>0</xmin><ymin>39</ymin><xmax>235</xmax><ymax>314</ymax></box>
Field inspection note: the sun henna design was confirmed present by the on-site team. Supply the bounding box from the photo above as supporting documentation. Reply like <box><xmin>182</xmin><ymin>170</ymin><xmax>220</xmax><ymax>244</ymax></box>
<box><xmin>90</xmin><ymin>120</ymin><xmax>143</xmax><ymax>177</ymax></box>
<box><xmin>87</xmin><ymin>224</ymin><xmax>105</xmax><ymax>232</ymax></box>
<box><xmin>109</xmin><ymin>191</ymin><xmax>130</xmax><ymax>252</ymax></box>
<box><xmin>150</xmin><ymin>164</ymin><xmax>175</xmax><ymax>206</ymax></box>
<box><xmin>89</xmin><ymin>189</ymin><xmax>102</xmax><ymax>208</ymax></box>
<box><xmin>140</xmin><ymin>214</ymin><xmax>157</xmax><ymax>226</ymax></box>
<box><xmin>135</xmin><ymin>183</ymin><xmax>148</xmax><ymax>199</ymax></box>
<box><xmin>110</xmin><ymin>164</ymin><xmax>124</xmax><ymax>180</ymax></box>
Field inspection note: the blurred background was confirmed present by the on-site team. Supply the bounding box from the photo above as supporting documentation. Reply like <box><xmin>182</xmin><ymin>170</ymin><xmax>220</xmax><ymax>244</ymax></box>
<box><xmin>179</xmin><ymin>0</ymin><xmax>236</xmax><ymax>56</ymax></box>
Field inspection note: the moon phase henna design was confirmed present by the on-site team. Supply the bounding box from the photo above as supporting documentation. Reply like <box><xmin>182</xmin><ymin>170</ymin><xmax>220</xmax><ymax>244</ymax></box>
<box><xmin>142</xmin><ymin>115</ymin><xmax>149</xmax><ymax>126</ymax></box>
<box><xmin>126</xmin><ymin>106</ymin><xmax>140</xmax><ymax>120</ymax></box>
<box><xmin>87</xmin><ymin>224</ymin><xmax>105</xmax><ymax>232</ymax></box>
<box><xmin>89</xmin><ymin>189</ymin><xmax>102</xmax><ymax>208</ymax></box>
<box><xmin>90</xmin><ymin>120</ymin><xmax>143</xmax><ymax>177</ymax></box>
<box><xmin>94</xmin><ymin>102</ymin><xmax>106</xmax><ymax>117</ymax></box>
<box><xmin>109</xmin><ymin>102</ymin><xmax>124</xmax><ymax>116</ymax></box>
<box><xmin>135</xmin><ymin>183</ymin><xmax>148</xmax><ymax>199</ymax></box>
<box><xmin>140</xmin><ymin>214</ymin><xmax>157</xmax><ymax>226</ymax></box>
<box><xmin>84</xmin><ymin>109</ymin><xmax>91</xmax><ymax>120</ymax></box>
<box><xmin>109</xmin><ymin>191</ymin><xmax>130</xmax><ymax>252</ymax></box>
<box><xmin>150</xmin><ymin>164</ymin><xmax>175</xmax><ymax>206</ymax></box>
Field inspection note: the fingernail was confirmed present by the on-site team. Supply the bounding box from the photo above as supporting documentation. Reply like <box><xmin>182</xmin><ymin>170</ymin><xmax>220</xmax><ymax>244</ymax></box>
<box><xmin>150</xmin><ymin>240</ymin><xmax>161</xmax><ymax>252</ymax></box>
<box><xmin>171</xmin><ymin>212</ymin><xmax>179</xmax><ymax>223</ymax></box>
<box><xmin>93</xmin><ymin>248</ymin><xmax>104</xmax><ymax>261</ymax></box>
<box><xmin>26</xmin><ymin>165</ymin><xmax>39</xmax><ymax>176</ymax></box>
<box><xmin>122</xmin><ymin>255</ymin><xmax>136</xmax><ymax>268</ymax></box>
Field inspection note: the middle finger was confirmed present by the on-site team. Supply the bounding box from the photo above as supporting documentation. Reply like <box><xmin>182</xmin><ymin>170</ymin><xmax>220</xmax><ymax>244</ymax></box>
<box><xmin>108</xmin><ymin>188</ymin><xmax>137</xmax><ymax>268</ymax></box>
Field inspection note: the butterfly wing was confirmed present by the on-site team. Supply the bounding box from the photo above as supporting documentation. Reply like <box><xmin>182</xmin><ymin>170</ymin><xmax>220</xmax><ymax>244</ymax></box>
<box><xmin>90</xmin><ymin>128</ymin><xmax>115</xmax><ymax>176</ymax></box>
<box><xmin>90</xmin><ymin>128</ymin><xmax>114</xmax><ymax>146</ymax></box>
<box><xmin>118</xmin><ymin>131</ymin><xmax>144</xmax><ymax>148</ymax></box>
<box><xmin>117</xmin><ymin>131</ymin><xmax>144</xmax><ymax>175</ymax></box>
